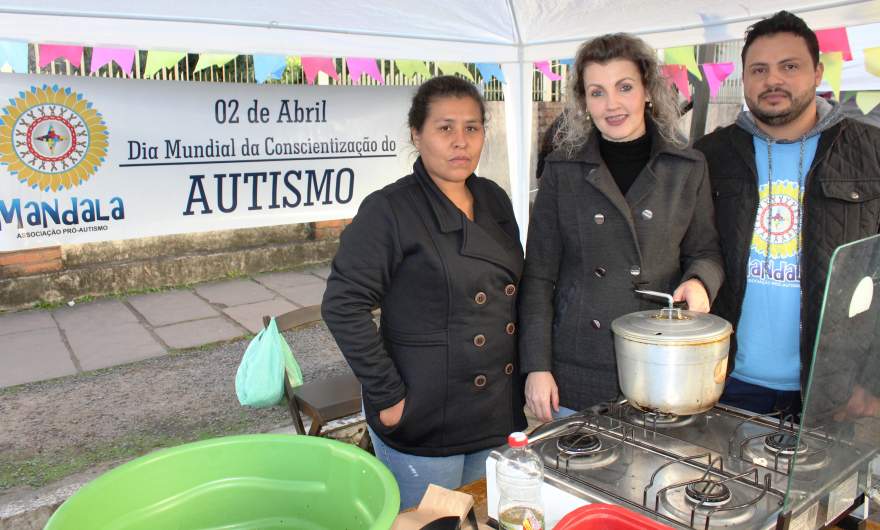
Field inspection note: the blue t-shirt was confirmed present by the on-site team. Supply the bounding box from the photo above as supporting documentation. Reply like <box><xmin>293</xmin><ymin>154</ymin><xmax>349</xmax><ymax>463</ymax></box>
<box><xmin>731</xmin><ymin>135</ymin><xmax>819</xmax><ymax>391</ymax></box>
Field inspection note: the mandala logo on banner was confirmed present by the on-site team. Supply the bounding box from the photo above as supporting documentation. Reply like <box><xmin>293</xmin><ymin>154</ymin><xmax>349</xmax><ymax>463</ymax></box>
<box><xmin>0</xmin><ymin>85</ymin><xmax>109</xmax><ymax>191</ymax></box>
<box><xmin>752</xmin><ymin>180</ymin><xmax>801</xmax><ymax>258</ymax></box>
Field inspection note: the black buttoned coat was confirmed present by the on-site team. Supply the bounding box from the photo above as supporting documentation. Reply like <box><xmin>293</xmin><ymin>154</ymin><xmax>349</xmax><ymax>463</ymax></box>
<box><xmin>322</xmin><ymin>158</ymin><xmax>527</xmax><ymax>456</ymax></box>
<box><xmin>518</xmin><ymin>126</ymin><xmax>724</xmax><ymax>410</ymax></box>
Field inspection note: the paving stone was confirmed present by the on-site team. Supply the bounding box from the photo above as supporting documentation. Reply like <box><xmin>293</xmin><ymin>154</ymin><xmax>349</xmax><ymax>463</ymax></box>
<box><xmin>154</xmin><ymin>317</ymin><xmax>246</xmax><ymax>349</ymax></box>
<box><xmin>64</xmin><ymin>323</ymin><xmax>166</xmax><ymax>371</ymax></box>
<box><xmin>305</xmin><ymin>265</ymin><xmax>332</xmax><ymax>280</ymax></box>
<box><xmin>53</xmin><ymin>300</ymin><xmax>138</xmax><ymax>331</ymax></box>
<box><xmin>0</xmin><ymin>311</ymin><xmax>56</xmax><ymax>336</ymax></box>
<box><xmin>194</xmin><ymin>279</ymin><xmax>275</xmax><ymax>308</ymax></box>
<box><xmin>128</xmin><ymin>291</ymin><xmax>219</xmax><ymax>327</ymax></box>
<box><xmin>0</xmin><ymin>328</ymin><xmax>76</xmax><ymax>387</ymax></box>
<box><xmin>223</xmin><ymin>298</ymin><xmax>299</xmax><ymax>334</ymax></box>
<box><xmin>254</xmin><ymin>271</ymin><xmax>325</xmax><ymax>292</ymax></box>
<box><xmin>275</xmin><ymin>282</ymin><xmax>327</xmax><ymax>308</ymax></box>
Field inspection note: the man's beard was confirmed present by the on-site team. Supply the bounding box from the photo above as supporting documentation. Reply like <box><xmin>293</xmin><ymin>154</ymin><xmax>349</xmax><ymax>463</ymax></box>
<box><xmin>745</xmin><ymin>88</ymin><xmax>815</xmax><ymax>126</ymax></box>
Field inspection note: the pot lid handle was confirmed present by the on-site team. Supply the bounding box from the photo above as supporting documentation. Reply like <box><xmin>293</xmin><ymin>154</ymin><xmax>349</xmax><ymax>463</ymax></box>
<box><xmin>634</xmin><ymin>289</ymin><xmax>675</xmax><ymax>310</ymax></box>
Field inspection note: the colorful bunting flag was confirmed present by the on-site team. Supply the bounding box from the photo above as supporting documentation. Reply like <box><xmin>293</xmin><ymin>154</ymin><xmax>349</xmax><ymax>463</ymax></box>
<box><xmin>300</xmin><ymin>56</ymin><xmax>339</xmax><ymax>84</ymax></box>
<box><xmin>253</xmin><ymin>54</ymin><xmax>287</xmax><ymax>83</ymax></box>
<box><xmin>395</xmin><ymin>59</ymin><xmax>431</xmax><ymax>80</ymax></box>
<box><xmin>661</xmin><ymin>64</ymin><xmax>690</xmax><ymax>101</ymax></box>
<box><xmin>346</xmin><ymin>57</ymin><xmax>383</xmax><ymax>84</ymax></box>
<box><xmin>664</xmin><ymin>46</ymin><xmax>702</xmax><ymax>81</ymax></box>
<box><xmin>194</xmin><ymin>53</ymin><xmax>236</xmax><ymax>72</ymax></box>
<box><xmin>144</xmin><ymin>51</ymin><xmax>186</xmax><ymax>78</ymax></box>
<box><xmin>38</xmin><ymin>44</ymin><xmax>84</xmax><ymax>68</ymax></box>
<box><xmin>534</xmin><ymin>61</ymin><xmax>561</xmax><ymax>81</ymax></box>
<box><xmin>0</xmin><ymin>41</ymin><xmax>28</xmax><ymax>73</ymax></box>
<box><xmin>816</xmin><ymin>28</ymin><xmax>852</xmax><ymax>61</ymax></box>
<box><xmin>865</xmin><ymin>47</ymin><xmax>880</xmax><ymax>78</ymax></box>
<box><xmin>821</xmin><ymin>51</ymin><xmax>843</xmax><ymax>101</ymax></box>
<box><xmin>855</xmin><ymin>91</ymin><xmax>880</xmax><ymax>114</ymax></box>
<box><xmin>437</xmin><ymin>61</ymin><xmax>474</xmax><ymax>81</ymax></box>
<box><xmin>700</xmin><ymin>62</ymin><xmax>735</xmax><ymax>100</ymax></box>
<box><xmin>475</xmin><ymin>63</ymin><xmax>505</xmax><ymax>83</ymax></box>
<box><xmin>90</xmin><ymin>47</ymin><xmax>135</xmax><ymax>75</ymax></box>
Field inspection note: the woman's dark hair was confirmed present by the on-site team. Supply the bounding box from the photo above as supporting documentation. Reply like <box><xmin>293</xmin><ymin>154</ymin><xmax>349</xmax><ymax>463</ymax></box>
<box><xmin>556</xmin><ymin>33</ymin><xmax>681</xmax><ymax>155</ymax></box>
<box><xmin>407</xmin><ymin>75</ymin><xmax>486</xmax><ymax>132</ymax></box>
<box><xmin>742</xmin><ymin>11</ymin><xmax>820</xmax><ymax>67</ymax></box>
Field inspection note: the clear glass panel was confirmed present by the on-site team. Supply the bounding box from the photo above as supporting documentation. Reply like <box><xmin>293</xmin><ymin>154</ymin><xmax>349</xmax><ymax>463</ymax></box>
<box><xmin>784</xmin><ymin>235</ymin><xmax>880</xmax><ymax>523</ymax></box>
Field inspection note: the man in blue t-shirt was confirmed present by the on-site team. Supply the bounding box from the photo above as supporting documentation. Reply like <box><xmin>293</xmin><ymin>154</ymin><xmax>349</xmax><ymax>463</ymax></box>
<box><xmin>694</xmin><ymin>11</ymin><xmax>880</xmax><ymax>418</ymax></box>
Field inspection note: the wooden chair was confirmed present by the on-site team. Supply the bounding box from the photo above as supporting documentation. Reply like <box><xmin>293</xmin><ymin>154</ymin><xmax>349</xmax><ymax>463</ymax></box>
<box><xmin>262</xmin><ymin>305</ymin><xmax>371</xmax><ymax>451</ymax></box>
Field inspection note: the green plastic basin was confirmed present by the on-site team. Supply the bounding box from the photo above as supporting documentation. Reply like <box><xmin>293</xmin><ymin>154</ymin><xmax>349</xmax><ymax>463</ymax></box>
<box><xmin>44</xmin><ymin>434</ymin><xmax>399</xmax><ymax>530</ymax></box>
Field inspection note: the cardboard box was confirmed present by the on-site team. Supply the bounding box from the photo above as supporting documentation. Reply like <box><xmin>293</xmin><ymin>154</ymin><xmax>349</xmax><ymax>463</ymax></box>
<box><xmin>391</xmin><ymin>484</ymin><xmax>491</xmax><ymax>530</ymax></box>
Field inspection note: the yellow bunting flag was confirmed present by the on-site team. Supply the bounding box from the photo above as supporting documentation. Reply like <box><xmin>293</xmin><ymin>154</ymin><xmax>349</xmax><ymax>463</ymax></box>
<box><xmin>856</xmin><ymin>91</ymin><xmax>880</xmax><ymax>114</ymax></box>
<box><xmin>144</xmin><ymin>51</ymin><xmax>186</xmax><ymax>78</ymax></box>
<box><xmin>821</xmin><ymin>52</ymin><xmax>844</xmax><ymax>101</ymax></box>
<box><xmin>865</xmin><ymin>47</ymin><xmax>880</xmax><ymax>78</ymax></box>
<box><xmin>437</xmin><ymin>61</ymin><xmax>474</xmax><ymax>81</ymax></box>
<box><xmin>395</xmin><ymin>59</ymin><xmax>431</xmax><ymax>80</ymax></box>
<box><xmin>664</xmin><ymin>46</ymin><xmax>702</xmax><ymax>81</ymax></box>
<box><xmin>194</xmin><ymin>53</ymin><xmax>236</xmax><ymax>72</ymax></box>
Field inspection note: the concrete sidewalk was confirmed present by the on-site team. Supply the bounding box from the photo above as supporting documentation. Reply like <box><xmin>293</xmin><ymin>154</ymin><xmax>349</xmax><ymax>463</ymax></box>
<box><xmin>0</xmin><ymin>265</ymin><xmax>331</xmax><ymax>388</ymax></box>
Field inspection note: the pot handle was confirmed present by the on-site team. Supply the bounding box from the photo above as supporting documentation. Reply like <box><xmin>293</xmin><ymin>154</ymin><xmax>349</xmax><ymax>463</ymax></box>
<box><xmin>634</xmin><ymin>289</ymin><xmax>675</xmax><ymax>310</ymax></box>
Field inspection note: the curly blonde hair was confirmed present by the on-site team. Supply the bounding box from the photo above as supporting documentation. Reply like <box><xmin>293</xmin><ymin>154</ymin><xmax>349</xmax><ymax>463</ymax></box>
<box><xmin>555</xmin><ymin>33</ymin><xmax>682</xmax><ymax>156</ymax></box>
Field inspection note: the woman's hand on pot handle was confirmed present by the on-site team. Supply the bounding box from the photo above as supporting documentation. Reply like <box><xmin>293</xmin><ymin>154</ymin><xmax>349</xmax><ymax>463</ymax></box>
<box><xmin>525</xmin><ymin>371</ymin><xmax>559</xmax><ymax>423</ymax></box>
<box><xmin>673</xmin><ymin>278</ymin><xmax>710</xmax><ymax>313</ymax></box>
<box><xmin>379</xmin><ymin>398</ymin><xmax>405</xmax><ymax>427</ymax></box>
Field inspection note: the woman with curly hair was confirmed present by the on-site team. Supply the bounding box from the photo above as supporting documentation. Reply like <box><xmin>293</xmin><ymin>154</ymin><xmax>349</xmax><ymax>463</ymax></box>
<box><xmin>519</xmin><ymin>33</ymin><xmax>724</xmax><ymax>420</ymax></box>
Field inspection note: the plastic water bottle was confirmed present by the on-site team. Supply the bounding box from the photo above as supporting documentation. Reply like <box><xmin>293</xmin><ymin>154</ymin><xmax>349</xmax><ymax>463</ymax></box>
<box><xmin>497</xmin><ymin>432</ymin><xmax>545</xmax><ymax>530</ymax></box>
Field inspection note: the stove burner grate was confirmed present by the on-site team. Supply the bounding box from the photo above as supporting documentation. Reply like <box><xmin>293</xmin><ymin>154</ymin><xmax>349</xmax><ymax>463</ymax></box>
<box><xmin>763</xmin><ymin>433</ymin><xmax>808</xmax><ymax>456</ymax></box>
<box><xmin>556</xmin><ymin>433</ymin><xmax>602</xmax><ymax>455</ymax></box>
<box><xmin>684</xmin><ymin>480</ymin><xmax>732</xmax><ymax>507</ymax></box>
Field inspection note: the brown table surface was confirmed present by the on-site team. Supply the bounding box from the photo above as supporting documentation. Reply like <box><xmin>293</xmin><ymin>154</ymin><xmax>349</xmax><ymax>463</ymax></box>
<box><xmin>459</xmin><ymin>478</ymin><xmax>879</xmax><ymax>529</ymax></box>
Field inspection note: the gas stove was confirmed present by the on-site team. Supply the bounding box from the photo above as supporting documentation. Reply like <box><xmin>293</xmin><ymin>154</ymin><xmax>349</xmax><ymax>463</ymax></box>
<box><xmin>486</xmin><ymin>402</ymin><xmax>877</xmax><ymax>529</ymax></box>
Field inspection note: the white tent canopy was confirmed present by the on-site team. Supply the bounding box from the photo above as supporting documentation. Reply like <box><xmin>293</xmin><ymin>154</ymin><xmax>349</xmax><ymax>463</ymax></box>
<box><xmin>2</xmin><ymin>0</ymin><xmax>879</xmax><ymax>235</ymax></box>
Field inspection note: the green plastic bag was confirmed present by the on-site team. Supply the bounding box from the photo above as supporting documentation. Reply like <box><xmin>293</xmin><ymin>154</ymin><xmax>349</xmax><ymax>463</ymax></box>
<box><xmin>235</xmin><ymin>318</ymin><xmax>285</xmax><ymax>407</ymax></box>
<box><xmin>278</xmin><ymin>323</ymin><xmax>304</xmax><ymax>389</ymax></box>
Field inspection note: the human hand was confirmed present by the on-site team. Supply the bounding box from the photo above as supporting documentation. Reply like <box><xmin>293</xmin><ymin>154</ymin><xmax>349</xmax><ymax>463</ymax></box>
<box><xmin>833</xmin><ymin>385</ymin><xmax>880</xmax><ymax>422</ymax></box>
<box><xmin>525</xmin><ymin>371</ymin><xmax>559</xmax><ymax>423</ymax></box>
<box><xmin>673</xmin><ymin>279</ymin><xmax>710</xmax><ymax>313</ymax></box>
<box><xmin>379</xmin><ymin>398</ymin><xmax>406</xmax><ymax>427</ymax></box>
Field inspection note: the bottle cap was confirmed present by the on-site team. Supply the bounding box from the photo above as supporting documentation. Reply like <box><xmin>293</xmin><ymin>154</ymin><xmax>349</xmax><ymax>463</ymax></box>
<box><xmin>508</xmin><ymin>432</ymin><xmax>528</xmax><ymax>447</ymax></box>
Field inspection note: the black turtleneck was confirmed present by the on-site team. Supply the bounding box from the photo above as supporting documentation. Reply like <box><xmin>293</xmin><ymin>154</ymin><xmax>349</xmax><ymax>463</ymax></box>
<box><xmin>598</xmin><ymin>132</ymin><xmax>652</xmax><ymax>197</ymax></box>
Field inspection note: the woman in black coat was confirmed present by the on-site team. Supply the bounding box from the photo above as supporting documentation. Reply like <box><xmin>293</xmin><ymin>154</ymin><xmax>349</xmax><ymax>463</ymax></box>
<box><xmin>519</xmin><ymin>33</ymin><xmax>724</xmax><ymax>421</ymax></box>
<box><xmin>321</xmin><ymin>76</ymin><xmax>526</xmax><ymax>509</ymax></box>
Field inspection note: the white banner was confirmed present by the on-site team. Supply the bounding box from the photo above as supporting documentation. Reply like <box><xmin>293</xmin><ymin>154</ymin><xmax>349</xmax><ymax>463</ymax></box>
<box><xmin>0</xmin><ymin>74</ymin><xmax>414</xmax><ymax>251</ymax></box>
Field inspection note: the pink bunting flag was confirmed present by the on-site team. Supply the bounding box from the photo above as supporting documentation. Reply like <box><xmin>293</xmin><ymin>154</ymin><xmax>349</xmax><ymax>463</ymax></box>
<box><xmin>815</xmin><ymin>28</ymin><xmax>852</xmax><ymax>61</ymax></box>
<box><xmin>661</xmin><ymin>64</ymin><xmax>690</xmax><ymax>101</ymax></box>
<box><xmin>701</xmin><ymin>62</ymin><xmax>735</xmax><ymax>100</ymax></box>
<box><xmin>38</xmin><ymin>44</ymin><xmax>84</xmax><ymax>68</ymax></box>
<box><xmin>301</xmin><ymin>56</ymin><xmax>339</xmax><ymax>85</ymax></box>
<box><xmin>346</xmin><ymin>57</ymin><xmax>383</xmax><ymax>85</ymax></box>
<box><xmin>534</xmin><ymin>61</ymin><xmax>562</xmax><ymax>81</ymax></box>
<box><xmin>90</xmin><ymin>47</ymin><xmax>135</xmax><ymax>75</ymax></box>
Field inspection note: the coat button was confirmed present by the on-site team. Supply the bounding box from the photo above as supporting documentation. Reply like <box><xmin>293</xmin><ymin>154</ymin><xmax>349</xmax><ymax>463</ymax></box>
<box><xmin>474</xmin><ymin>374</ymin><xmax>487</xmax><ymax>388</ymax></box>
<box><xmin>593</xmin><ymin>267</ymin><xmax>606</xmax><ymax>278</ymax></box>
<box><xmin>504</xmin><ymin>363</ymin><xmax>514</xmax><ymax>375</ymax></box>
<box><xmin>641</xmin><ymin>209</ymin><xmax>653</xmax><ymax>220</ymax></box>
<box><xmin>505</xmin><ymin>322</ymin><xmax>516</xmax><ymax>335</ymax></box>
<box><xmin>474</xmin><ymin>291</ymin><xmax>487</xmax><ymax>305</ymax></box>
<box><xmin>851</xmin><ymin>191</ymin><xmax>860</xmax><ymax>200</ymax></box>
<box><xmin>630</xmin><ymin>265</ymin><xmax>641</xmax><ymax>276</ymax></box>
<box><xmin>505</xmin><ymin>284</ymin><xmax>516</xmax><ymax>296</ymax></box>
<box><xmin>594</xmin><ymin>213</ymin><xmax>605</xmax><ymax>225</ymax></box>
<box><xmin>473</xmin><ymin>334</ymin><xmax>486</xmax><ymax>347</ymax></box>
<box><xmin>592</xmin><ymin>319</ymin><xmax>601</xmax><ymax>329</ymax></box>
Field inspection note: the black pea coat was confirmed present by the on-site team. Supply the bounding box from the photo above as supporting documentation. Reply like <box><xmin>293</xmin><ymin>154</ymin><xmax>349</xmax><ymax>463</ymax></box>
<box><xmin>519</xmin><ymin>126</ymin><xmax>725</xmax><ymax>410</ymax></box>
<box><xmin>322</xmin><ymin>158</ymin><xmax>527</xmax><ymax>457</ymax></box>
